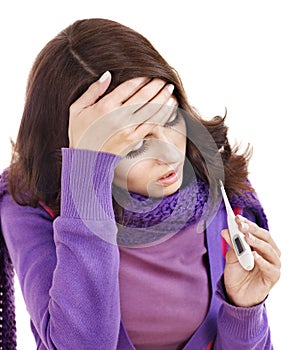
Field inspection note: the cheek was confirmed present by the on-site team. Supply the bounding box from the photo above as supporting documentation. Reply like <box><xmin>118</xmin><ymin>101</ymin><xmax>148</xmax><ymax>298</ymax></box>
<box><xmin>172</xmin><ymin>122</ymin><xmax>187</xmax><ymax>152</ymax></box>
<box><xmin>113</xmin><ymin>162</ymin><xmax>130</xmax><ymax>188</ymax></box>
<box><xmin>113</xmin><ymin>159</ymin><xmax>151</xmax><ymax>189</ymax></box>
<box><xmin>177</xmin><ymin>131</ymin><xmax>187</xmax><ymax>150</ymax></box>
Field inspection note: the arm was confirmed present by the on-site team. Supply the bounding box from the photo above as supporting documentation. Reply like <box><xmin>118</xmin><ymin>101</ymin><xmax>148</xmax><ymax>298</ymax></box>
<box><xmin>213</xmin><ymin>205</ymin><xmax>280</xmax><ymax>349</ymax></box>
<box><xmin>2</xmin><ymin>149</ymin><xmax>122</xmax><ymax>349</ymax></box>
<box><xmin>214</xmin><ymin>278</ymin><xmax>273</xmax><ymax>349</ymax></box>
<box><xmin>2</xmin><ymin>72</ymin><xmax>176</xmax><ymax>349</ymax></box>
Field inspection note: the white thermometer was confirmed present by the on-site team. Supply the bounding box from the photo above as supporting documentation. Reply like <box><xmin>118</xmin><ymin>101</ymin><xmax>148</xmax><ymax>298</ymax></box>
<box><xmin>219</xmin><ymin>180</ymin><xmax>254</xmax><ymax>271</ymax></box>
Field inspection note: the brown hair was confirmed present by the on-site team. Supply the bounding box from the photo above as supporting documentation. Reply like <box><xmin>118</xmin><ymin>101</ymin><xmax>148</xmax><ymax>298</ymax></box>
<box><xmin>8</xmin><ymin>18</ymin><xmax>253</xmax><ymax>211</ymax></box>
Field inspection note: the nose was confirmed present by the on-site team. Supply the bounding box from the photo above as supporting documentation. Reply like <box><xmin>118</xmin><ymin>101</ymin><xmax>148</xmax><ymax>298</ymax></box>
<box><xmin>152</xmin><ymin>127</ymin><xmax>182</xmax><ymax>166</ymax></box>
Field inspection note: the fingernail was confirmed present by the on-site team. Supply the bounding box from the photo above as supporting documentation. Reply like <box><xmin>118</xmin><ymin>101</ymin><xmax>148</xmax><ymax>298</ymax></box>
<box><xmin>99</xmin><ymin>71</ymin><xmax>111</xmax><ymax>83</ymax></box>
<box><xmin>237</xmin><ymin>214</ymin><xmax>246</xmax><ymax>222</ymax></box>
<box><xmin>167</xmin><ymin>84</ymin><xmax>175</xmax><ymax>94</ymax></box>
<box><xmin>241</xmin><ymin>222</ymin><xmax>249</xmax><ymax>231</ymax></box>
<box><xmin>237</xmin><ymin>215</ymin><xmax>249</xmax><ymax>230</ymax></box>
<box><xmin>167</xmin><ymin>97</ymin><xmax>174</xmax><ymax>106</ymax></box>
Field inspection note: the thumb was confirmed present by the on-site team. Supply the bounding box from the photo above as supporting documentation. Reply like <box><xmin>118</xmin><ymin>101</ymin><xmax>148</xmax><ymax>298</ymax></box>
<box><xmin>71</xmin><ymin>71</ymin><xmax>112</xmax><ymax>114</ymax></box>
<box><xmin>221</xmin><ymin>229</ymin><xmax>231</xmax><ymax>246</ymax></box>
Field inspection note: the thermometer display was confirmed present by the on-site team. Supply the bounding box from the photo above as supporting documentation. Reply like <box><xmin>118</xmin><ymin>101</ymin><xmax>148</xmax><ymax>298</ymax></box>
<box><xmin>219</xmin><ymin>180</ymin><xmax>254</xmax><ymax>271</ymax></box>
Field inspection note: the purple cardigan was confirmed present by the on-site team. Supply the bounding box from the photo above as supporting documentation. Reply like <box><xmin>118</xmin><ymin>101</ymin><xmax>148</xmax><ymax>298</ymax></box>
<box><xmin>0</xmin><ymin>148</ymin><xmax>273</xmax><ymax>349</ymax></box>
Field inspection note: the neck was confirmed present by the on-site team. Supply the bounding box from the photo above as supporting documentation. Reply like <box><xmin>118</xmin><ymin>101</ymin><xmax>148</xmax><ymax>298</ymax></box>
<box><xmin>112</xmin><ymin>176</ymin><xmax>211</xmax><ymax>247</ymax></box>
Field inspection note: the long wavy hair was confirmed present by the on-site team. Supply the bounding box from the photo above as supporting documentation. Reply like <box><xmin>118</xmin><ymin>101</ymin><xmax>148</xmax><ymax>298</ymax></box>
<box><xmin>8</xmin><ymin>18</ymin><xmax>253</xmax><ymax>212</ymax></box>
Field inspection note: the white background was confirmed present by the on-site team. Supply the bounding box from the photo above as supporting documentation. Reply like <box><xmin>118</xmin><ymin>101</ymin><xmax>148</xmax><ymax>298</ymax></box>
<box><xmin>1</xmin><ymin>0</ymin><xmax>294</xmax><ymax>348</ymax></box>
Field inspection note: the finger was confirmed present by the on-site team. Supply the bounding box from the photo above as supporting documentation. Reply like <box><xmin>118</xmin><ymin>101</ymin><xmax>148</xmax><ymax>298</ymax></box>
<box><xmin>91</xmin><ymin>78</ymin><xmax>173</xmax><ymax>127</ymax></box>
<box><xmin>125</xmin><ymin>78</ymin><xmax>174</xmax><ymax>109</ymax></box>
<box><xmin>123</xmin><ymin>78</ymin><xmax>168</xmax><ymax>106</ymax></box>
<box><xmin>118</xmin><ymin>79</ymin><xmax>173</xmax><ymax>119</ymax></box>
<box><xmin>253</xmin><ymin>251</ymin><xmax>281</xmax><ymax>284</ymax></box>
<box><xmin>132</xmin><ymin>82</ymin><xmax>175</xmax><ymax>116</ymax></box>
<box><xmin>221</xmin><ymin>229</ymin><xmax>231</xmax><ymax>246</ymax></box>
<box><xmin>221</xmin><ymin>230</ymin><xmax>240</xmax><ymax>265</ymax></box>
<box><xmin>133</xmin><ymin>97</ymin><xmax>178</xmax><ymax>136</ymax></box>
<box><xmin>70</xmin><ymin>71</ymin><xmax>112</xmax><ymax>114</ymax></box>
<box><xmin>148</xmin><ymin>82</ymin><xmax>175</xmax><ymax>105</ymax></box>
<box><xmin>235</xmin><ymin>215</ymin><xmax>281</xmax><ymax>257</ymax></box>
<box><xmin>245</xmin><ymin>232</ymin><xmax>281</xmax><ymax>267</ymax></box>
<box><xmin>90</xmin><ymin>77</ymin><xmax>150</xmax><ymax>118</ymax></box>
<box><xmin>106</xmin><ymin>76</ymin><xmax>150</xmax><ymax>105</ymax></box>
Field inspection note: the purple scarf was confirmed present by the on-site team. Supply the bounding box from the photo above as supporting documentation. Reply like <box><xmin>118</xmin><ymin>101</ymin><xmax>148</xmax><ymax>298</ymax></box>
<box><xmin>113</xmin><ymin>176</ymin><xmax>211</xmax><ymax>247</ymax></box>
<box><xmin>0</xmin><ymin>168</ymin><xmax>267</xmax><ymax>350</ymax></box>
<box><xmin>0</xmin><ymin>170</ymin><xmax>17</xmax><ymax>350</ymax></box>
<box><xmin>113</xmin><ymin>175</ymin><xmax>268</xmax><ymax>247</ymax></box>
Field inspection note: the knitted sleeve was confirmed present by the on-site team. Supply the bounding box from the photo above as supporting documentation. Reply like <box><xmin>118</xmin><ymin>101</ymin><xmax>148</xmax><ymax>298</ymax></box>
<box><xmin>1</xmin><ymin>149</ymin><xmax>122</xmax><ymax>349</ymax></box>
<box><xmin>214</xmin><ymin>278</ymin><xmax>273</xmax><ymax>349</ymax></box>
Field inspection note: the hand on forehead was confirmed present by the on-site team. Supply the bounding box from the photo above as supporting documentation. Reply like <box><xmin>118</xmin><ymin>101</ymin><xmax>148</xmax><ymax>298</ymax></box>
<box><xmin>69</xmin><ymin>73</ymin><xmax>178</xmax><ymax>154</ymax></box>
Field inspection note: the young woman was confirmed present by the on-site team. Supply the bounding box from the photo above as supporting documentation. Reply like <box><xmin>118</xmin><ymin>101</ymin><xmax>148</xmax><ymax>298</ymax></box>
<box><xmin>0</xmin><ymin>18</ymin><xmax>280</xmax><ymax>349</ymax></box>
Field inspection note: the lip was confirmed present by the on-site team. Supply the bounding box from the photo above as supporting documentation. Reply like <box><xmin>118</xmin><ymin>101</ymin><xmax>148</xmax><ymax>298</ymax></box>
<box><xmin>157</xmin><ymin>164</ymin><xmax>182</xmax><ymax>187</ymax></box>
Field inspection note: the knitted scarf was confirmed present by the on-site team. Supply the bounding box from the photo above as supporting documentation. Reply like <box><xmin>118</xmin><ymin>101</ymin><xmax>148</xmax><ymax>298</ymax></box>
<box><xmin>113</xmin><ymin>175</ymin><xmax>268</xmax><ymax>248</ymax></box>
<box><xmin>113</xmin><ymin>176</ymin><xmax>212</xmax><ymax>247</ymax></box>
<box><xmin>0</xmin><ymin>170</ymin><xmax>17</xmax><ymax>350</ymax></box>
<box><xmin>0</xmin><ymin>168</ymin><xmax>267</xmax><ymax>349</ymax></box>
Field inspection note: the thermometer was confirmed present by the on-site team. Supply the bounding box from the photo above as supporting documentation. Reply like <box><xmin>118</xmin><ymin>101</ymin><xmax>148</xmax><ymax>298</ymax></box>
<box><xmin>219</xmin><ymin>180</ymin><xmax>254</xmax><ymax>271</ymax></box>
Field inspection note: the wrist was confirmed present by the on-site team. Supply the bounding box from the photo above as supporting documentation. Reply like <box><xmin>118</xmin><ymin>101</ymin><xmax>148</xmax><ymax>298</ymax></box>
<box><xmin>218</xmin><ymin>276</ymin><xmax>268</xmax><ymax>308</ymax></box>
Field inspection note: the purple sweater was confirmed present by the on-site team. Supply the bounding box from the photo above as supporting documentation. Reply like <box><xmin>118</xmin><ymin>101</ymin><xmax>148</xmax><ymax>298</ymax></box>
<box><xmin>0</xmin><ymin>148</ymin><xmax>273</xmax><ymax>349</ymax></box>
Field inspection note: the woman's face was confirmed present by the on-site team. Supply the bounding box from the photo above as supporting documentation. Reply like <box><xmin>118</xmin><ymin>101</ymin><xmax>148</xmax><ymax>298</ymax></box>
<box><xmin>113</xmin><ymin>108</ymin><xmax>187</xmax><ymax>198</ymax></box>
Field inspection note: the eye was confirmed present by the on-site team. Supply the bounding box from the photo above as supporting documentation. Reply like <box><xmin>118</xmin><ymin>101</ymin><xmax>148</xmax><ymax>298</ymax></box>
<box><xmin>164</xmin><ymin>110</ymin><xmax>181</xmax><ymax>128</ymax></box>
<box><xmin>126</xmin><ymin>140</ymin><xmax>148</xmax><ymax>159</ymax></box>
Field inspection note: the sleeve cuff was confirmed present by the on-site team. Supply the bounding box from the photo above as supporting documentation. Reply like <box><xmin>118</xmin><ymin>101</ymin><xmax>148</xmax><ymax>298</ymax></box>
<box><xmin>215</xmin><ymin>276</ymin><xmax>269</xmax><ymax>340</ymax></box>
<box><xmin>60</xmin><ymin>148</ymin><xmax>122</xmax><ymax>220</ymax></box>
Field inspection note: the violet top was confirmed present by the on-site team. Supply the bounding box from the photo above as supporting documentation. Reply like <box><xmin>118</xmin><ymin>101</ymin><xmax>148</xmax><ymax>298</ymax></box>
<box><xmin>119</xmin><ymin>225</ymin><xmax>210</xmax><ymax>349</ymax></box>
<box><xmin>0</xmin><ymin>148</ymin><xmax>273</xmax><ymax>349</ymax></box>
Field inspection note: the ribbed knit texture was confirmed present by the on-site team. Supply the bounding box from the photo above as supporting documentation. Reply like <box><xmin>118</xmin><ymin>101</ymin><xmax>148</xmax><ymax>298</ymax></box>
<box><xmin>215</xmin><ymin>278</ymin><xmax>271</xmax><ymax>348</ymax></box>
<box><xmin>61</xmin><ymin>148</ymin><xmax>122</xmax><ymax>220</ymax></box>
<box><xmin>0</xmin><ymin>149</ymin><xmax>272</xmax><ymax>349</ymax></box>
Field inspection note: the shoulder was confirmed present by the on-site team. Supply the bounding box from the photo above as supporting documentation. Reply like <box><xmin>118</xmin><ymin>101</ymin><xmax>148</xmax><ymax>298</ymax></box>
<box><xmin>1</xmin><ymin>171</ymin><xmax>54</xmax><ymax>228</ymax></box>
<box><xmin>230</xmin><ymin>188</ymin><xmax>268</xmax><ymax>230</ymax></box>
<box><xmin>1</xmin><ymin>169</ymin><xmax>55</xmax><ymax>221</ymax></box>
<box><xmin>1</xmin><ymin>194</ymin><xmax>54</xmax><ymax>228</ymax></box>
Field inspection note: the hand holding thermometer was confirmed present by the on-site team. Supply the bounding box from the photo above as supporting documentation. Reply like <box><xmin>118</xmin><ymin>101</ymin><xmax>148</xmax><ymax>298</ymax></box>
<box><xmin>219</xmin><ymin>180</ymin><xmax>254</xmax><ymax>271</ymax></box>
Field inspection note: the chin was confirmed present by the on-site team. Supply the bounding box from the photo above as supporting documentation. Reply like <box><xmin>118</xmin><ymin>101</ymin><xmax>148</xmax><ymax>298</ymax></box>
<box><xmin>146</xmin><ymin>179</ymin><xmax>183</xmax><ymax>198</ymax></box>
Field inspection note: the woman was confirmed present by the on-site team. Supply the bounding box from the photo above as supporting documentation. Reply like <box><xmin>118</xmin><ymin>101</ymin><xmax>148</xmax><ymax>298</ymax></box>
<box><xmin>0</xmin><ymin>18</ymin><xmax>280</xmax><ymax>349</ymax></box>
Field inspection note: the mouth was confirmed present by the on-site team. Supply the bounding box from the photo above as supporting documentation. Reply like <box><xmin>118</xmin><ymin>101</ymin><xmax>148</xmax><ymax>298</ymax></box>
<box><xmin>157</xmin><ymin>165</ymin><xmax>182</xmax><ymax>187</ymax></box>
